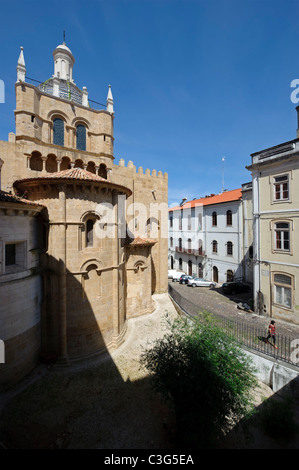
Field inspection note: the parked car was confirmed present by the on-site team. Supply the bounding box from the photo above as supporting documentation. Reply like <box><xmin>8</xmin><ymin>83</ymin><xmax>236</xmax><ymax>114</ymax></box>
<box><xmin>179</xmin><ymin>275</ymin><xmax>194</xmax><ymax>285</ymax></box>
<box><xmin>172</xmin><ymin>271</ymin><xmax>186</xmax><ymax>282</ymax></box>
<box><xmin>222</xmin><ymin>282</ymin><xmax>251</xmax><ymax>295</ymax></box>
<box><xmin>187</xmin><ymin>278</ymin><xmax>216</xmax><ymax>288</ymax></box>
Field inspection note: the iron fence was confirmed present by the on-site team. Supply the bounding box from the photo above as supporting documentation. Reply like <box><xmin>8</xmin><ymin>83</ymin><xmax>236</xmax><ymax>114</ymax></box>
<box><xmin>168</xmin><ymin>283</ymin><xmax>299</xmax><ymax>367</ymax></box>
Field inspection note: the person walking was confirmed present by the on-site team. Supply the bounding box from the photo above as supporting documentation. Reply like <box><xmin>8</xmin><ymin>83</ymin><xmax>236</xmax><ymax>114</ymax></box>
<box><xmin>265</xmin><ymin>320</ymin><xmax>277</xmax><ymax>349</ymax></box>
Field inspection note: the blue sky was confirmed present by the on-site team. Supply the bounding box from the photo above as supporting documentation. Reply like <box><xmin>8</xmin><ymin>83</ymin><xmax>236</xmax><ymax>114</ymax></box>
<box><xmin>0</xmin><ymin>0</ymin><xmax>299</xmax><ymax>206</ymax></box>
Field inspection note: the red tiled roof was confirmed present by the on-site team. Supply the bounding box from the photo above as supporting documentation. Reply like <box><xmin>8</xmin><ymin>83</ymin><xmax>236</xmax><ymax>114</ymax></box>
<box><xmin>169</xmin><ymin>188</ymin><xmax>242</xmax><ymax>212</ymax></box>
<box><xmin>0</xmin><ymin>190</ymin><xmax>44</xmax><ymax>208</ymax></box>
<box><xmin>125</xmin><ymin>236</ymin><xmax>157</xmax><ymax>247</ymax></box>
<box><xmin>13</xmin><ymin>167</ymin><xmax>132</xmax><ymax>195</ymax></box>
<box><xmin>15</xmin><ymin>167</ymin><xmax>108</xmax><ymax>183</ymax></box>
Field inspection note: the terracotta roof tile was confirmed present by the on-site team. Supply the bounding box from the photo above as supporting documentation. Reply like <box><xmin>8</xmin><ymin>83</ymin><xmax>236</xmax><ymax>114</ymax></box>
<box><xmin>13</xmin><ymin>167</ymin><xmax>132</xmax><ymax>195</ymax></box>
<box><xmin>0</xmin><ymin>190</ymin><xmax>44</xmax><ymax>207</ymax></box>
<box><xmin>169</xmin><ymin>188</ymin><xmax>242</xmax><ymax>212</ymax></box>
<box><xmin>125</xmin><ymin>235</ymin><xmax>157</xmax><ymax>247</ymax></box>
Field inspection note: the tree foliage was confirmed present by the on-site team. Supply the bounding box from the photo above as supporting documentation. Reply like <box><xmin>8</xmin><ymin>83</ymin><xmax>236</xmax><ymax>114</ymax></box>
<box><xmin>140</xmin><ymin>316</ymin><xmax>258</xmax><ymax>448</ymax></box>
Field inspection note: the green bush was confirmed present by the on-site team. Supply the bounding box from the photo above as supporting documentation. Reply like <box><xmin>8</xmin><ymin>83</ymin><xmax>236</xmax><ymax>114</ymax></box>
<box><xmin>140</xmin><ymin>317</ymin><xmax>258</xmax><ymax>448</ymax></box>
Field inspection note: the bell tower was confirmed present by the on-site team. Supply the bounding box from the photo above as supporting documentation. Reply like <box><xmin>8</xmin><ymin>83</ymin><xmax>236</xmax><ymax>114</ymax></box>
<box><xmin>53</xmin><ymin>39</ymin><xmax>75</xmax><ymax>83</ymax></box>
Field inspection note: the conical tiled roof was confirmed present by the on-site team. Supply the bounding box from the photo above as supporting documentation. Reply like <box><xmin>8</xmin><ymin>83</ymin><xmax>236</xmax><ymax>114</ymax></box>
<box><xmin>13</xmin><ymin>167</ymin><xmax>132</xmax><ymax>195</ymax></box>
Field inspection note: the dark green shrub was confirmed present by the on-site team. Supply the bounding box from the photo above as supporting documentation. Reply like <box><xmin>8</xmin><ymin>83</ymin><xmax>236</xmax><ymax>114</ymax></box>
<box><xmin>140</xmin><ymin>317</ymin><xmax>258</xmax><ymax>448</ymax></box>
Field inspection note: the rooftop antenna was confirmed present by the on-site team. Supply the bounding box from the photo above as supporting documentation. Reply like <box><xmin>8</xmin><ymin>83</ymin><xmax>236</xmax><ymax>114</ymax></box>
<box><xmin>221</xmin><ymin>157</ymin><xmax>225</xmax><ymax>193</ymax></box>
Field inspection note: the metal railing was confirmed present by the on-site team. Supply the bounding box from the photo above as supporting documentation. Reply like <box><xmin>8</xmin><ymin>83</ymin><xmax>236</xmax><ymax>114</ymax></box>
<box><xmin>24</xmin><ymin>77</ymin><xmax>106</xmax><ymax>110</ymax></box>
<box><xmin>168</xmin><ymin>283</ymin><xmax>299</xmax><ymax>367</ymax></box>
<box><xmin>175</xmin><ymin>246</ymin><xmax>205</xmax><ymax>256</ymax></box>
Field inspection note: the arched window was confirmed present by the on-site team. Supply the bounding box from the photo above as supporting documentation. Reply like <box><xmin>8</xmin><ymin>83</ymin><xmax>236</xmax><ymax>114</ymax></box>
<box><xmin>178</xmin><ymin>238</ymin><xmax>182</xmax><ymax>250</ymax></box>
<box><xmin>170</xmin><ymin>256</ymin><xmax>174</xmax><ymax>269</ymax></box>
<box><xmin>53</xmin><ymin>118</ymin><xmax>64</xmax><ymax>146</ymax></box>
<box><xmin>86</xmin><ymin>219</ymin><xmax>95</xmax><ymax>247</ymax></box>
<box><xmin>60</xmin><ymin>156</ymin><xmax>71</xmax><ymax>170</ymax></box>
<box><xmin>98</xmin><ymin>164</ymin><xmax>107</xmax><ymax>179</ymax></box>
<box><xmin>212</xmin><ymin>211</ymin><xmax>217</xmax><ymax>226</ymax></box>
<box><xmin>30</xmin><ymin>151</ymin><xmax>43</xmax><ymax>171</ymax></box>
<box><xmin>226</xmin><ymin>210</ymin><xmax>232</xmax><ymax>226</ymax></box>
<box><xmin>212</xmin><ymin>240</ymin><xmax>218</xmax><ymax>253</ymax></box>
<box><xmin>227</xmin><ymin>241</ymin><xmax>233</xmax><ymax>256</ymax></box>
<box><xmin>46</xmin><ymin>154</ymin><xmax>57</xmax><ymax>173</ymax></box>
<box><xmin>76</xmin><ymin>124</ymin><xmax>86</xmax><ymax>151</ymax></box>
<box><xmin>86</xmin><ymin>161</ymin><xmax>96</xmax><ymax>174</ymax></box>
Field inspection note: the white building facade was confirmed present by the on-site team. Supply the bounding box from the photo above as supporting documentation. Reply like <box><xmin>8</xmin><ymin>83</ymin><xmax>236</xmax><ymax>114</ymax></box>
<box><xmin>168</xmin><ymin>188</ymin><xmax>253</xmax><ymax>285</ymax></box>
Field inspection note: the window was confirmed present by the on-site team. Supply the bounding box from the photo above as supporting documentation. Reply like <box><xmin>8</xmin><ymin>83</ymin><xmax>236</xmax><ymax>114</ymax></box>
<box><xmin>273</xmin><ymin>273</ymin><xmax>292</xmax><ymax>309</ymax></box>
<box><xmin>5</xmin><ymin>244</ymin><xmax>16</xmax><ymax>266</ymax></box>
<box><xmin>226</xmin><ymin>210</ymin><xmax>232</xmax><ymax>226</ymax></box>
<box><xmin>198</xmin><ymin>262</ymin><xmax>203</xmax><ymax>277</ymax></box>
<box><xmin>198</xmin><ymin>213</ymin><xmax>202</xmax><ymax>231</ymax></box>
<box><xmin>179</xmin><ymin>258</ymin><xmax>182</xmax><ymax>270</ymax></box>
<box><xmin>212</xmin><ymin>240</ymin><xmax>218</xmax><ymax>254</ymax></box>
<box><xmin>169</xmin><ymin>216</ymin><xmax>173</xmax><ymax>228</ymax></box>
<box><xmin>178</xmin><ymin>238</ymin><xmax>182</xmax><ymax>250</ymax></box>
<box><xmin>86</xmin><ymin>219</ymin><xmax>95</xmax><ymax>247</ymax></box>
<box><xmin>76</xmin><ymin>124</ymin><xmax>86</xmax><ymax>151</ymax></box>
<box><xmin>273</xmin><ymin>174</ymin><xmax>289</xmax><ymax>202</ymax></box>
<box><xmin>53</xmin><ymin>118</ymin><xmax>64</xmax><ymax>146</ymax></box>
<box><xmin>4</xmin><ymin>242</ymin><xmax>26</xmax><ymax>273</ymax></box>
<box><xmin>227</xmin><ymin>241</ymin><xmax>233</xmax><ymax>256</ymax></box>
<box><xmin>99</xmin><ymin>164</ymin><xmax>107</xmax><ymax>179</ymax></box>
<box><xmin>188</xmin><ymin>215</ymin><xmax>191</xmax><ymax>230</ymax></box>
<box><xmin>212</xmin><ymin>211</ymin><xmax>217</xmax><ymax>226</ymax></box>
<box><xmin>188</xmin><ymin>238</ymin><xmax>192</xmax><ymax>252</ymax></box>
<box><xmin>227</xmin><ymin>270</ymin><xmax>234</xmax><ymax>282</ymax></box>
<box><xmin>274</xmin><ymin>222</ymin><xmax>290</xmax><ymax>251</ymax></box>
<box><xmin>170</xmin><ymin>237</ymin><xmax>173</xmax><ymax>248</ymax></box>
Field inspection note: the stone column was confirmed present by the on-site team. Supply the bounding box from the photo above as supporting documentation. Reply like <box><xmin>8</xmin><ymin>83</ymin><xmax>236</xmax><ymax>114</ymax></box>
<box><xmin>42</xmin><ymin>156</ymin><xmax>47</xmax><ymax>172</ymax></box>
<box><xmin>56</xmin><ymin>184</ymin><xmax>70</xmax><ymax>366</ymax></box>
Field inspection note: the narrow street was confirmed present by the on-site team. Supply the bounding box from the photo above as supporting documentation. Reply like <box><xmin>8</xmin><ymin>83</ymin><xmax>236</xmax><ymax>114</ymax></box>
<box><xmin>169</xmin><ymin>281</ymin><xmax>299</xmax><ymax>342</ymax></box>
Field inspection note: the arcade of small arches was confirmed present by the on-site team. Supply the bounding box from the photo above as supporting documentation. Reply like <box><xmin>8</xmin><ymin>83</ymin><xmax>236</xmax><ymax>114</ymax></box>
<box><xmin>28</xmin><ymin>150</ymin><xmax>109</xmax><ymax>179</ymax></box>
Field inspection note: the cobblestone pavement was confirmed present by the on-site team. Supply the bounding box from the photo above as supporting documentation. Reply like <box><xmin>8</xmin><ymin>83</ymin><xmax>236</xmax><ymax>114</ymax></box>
<box><xmin>169</xmin><ymin>281</ymin><xmax>299</xmax><ymax>342</ymax></box>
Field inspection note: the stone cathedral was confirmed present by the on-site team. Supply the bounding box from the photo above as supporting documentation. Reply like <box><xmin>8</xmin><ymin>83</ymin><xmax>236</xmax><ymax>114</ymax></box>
<box><xmin>0</xmin><ymin>41</ymin><xmax>168</xmax><ymax>390</ymax></box>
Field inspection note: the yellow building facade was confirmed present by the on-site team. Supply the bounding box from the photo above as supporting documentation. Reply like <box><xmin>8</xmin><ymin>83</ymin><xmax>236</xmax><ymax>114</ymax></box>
<box><xmin>247</xmin><ymin>123</ymin><xmax>299</xmax><ymax>324</ymax></box>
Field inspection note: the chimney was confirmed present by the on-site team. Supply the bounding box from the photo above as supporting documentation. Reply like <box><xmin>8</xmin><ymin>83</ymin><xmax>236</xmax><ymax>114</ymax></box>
<box><xmin>180</xmin><ymin>197</ymin><xmax>187</xmax><ymax>206</ymax></box>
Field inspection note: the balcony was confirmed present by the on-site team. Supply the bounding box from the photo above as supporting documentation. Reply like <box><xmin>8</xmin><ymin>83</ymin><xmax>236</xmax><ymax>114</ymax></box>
<box><xmin>175</xmin><ymin>246</ymin><xmax>205</xmax><ymax>256</ymax></box>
